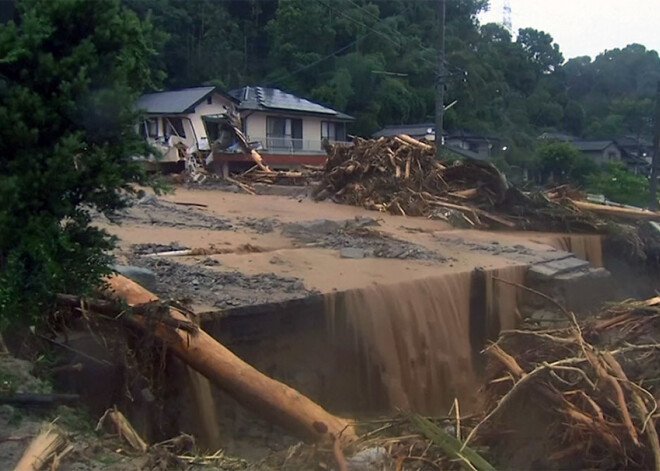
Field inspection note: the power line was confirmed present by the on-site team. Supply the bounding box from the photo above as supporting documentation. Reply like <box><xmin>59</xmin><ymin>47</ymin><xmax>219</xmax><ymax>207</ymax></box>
<box><xmin>315</xmin><ymin>0</ymin><xmax>402</xmax><ymax>49</ymax></box>
<box><xmin>263</xmin><ymin>35</ymin><xmax>366</xmax><ymax>86</ymax></box>
<box><xmin>265</xmin><ymin>1</ymin><xmax>417</xmax><ymax>86</ymax></box>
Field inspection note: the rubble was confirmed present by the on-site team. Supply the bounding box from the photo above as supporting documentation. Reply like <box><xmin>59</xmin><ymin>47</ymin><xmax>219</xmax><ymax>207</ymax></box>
<box><xmin>475</xmin><ymin>295</ymin><xmax>660</xmax><ymax>470</ymax></box>
<box><xmin>133</xmin><ymin>257</ymin><xmax>316</xmax><ymax>309</ymax></box>
<box><xmin>281</xmin><ymin>217</ymin><xmax>445</xmax><ymax>261</ymax></box>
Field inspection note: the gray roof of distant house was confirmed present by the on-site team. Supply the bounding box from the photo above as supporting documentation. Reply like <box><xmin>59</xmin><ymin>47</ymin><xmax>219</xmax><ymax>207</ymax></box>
<box><xmin>373</xmin><ymin>123</ymin><xmax>436</xmax><ymax>138</ymax></box>
<box><xmin>571</xmin><ymin>140</ymin><xmax>618</xmax><ymax>152</ymax></box>
<box><xmin>136</xmin><ymin>86</ymin><xmax>238</xmax><ymax>114</ymax></box>
<box><xmin>229</xmin><ymin>86</ymin><xmax>354</xmax><ymax>120</ymax></box>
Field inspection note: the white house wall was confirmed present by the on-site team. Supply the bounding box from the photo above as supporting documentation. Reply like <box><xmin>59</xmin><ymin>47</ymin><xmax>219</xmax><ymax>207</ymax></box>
<box><xmin>244</xmin><ymin>113</ymin><xmax>267</xmax><ymax>143</ymax></box>
<box><xmin>243</xmin><ymin>112</ymin><xmax>337</xmax><ymax>152</ymax></box>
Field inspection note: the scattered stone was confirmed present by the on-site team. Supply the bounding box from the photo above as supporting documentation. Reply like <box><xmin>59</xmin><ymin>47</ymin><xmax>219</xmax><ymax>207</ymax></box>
<box><xmin>137</xmin><ymin>194</ymin><xmax>158</xmax><ymax>205</ymax></box>
<box><xmin>201</xmin><ymin>257</ymin><xmax>220</xmax><ymax>266</ymax></box>
<box><xmin>281</xmin><ymin>219</ymin><xmax>342</xmax><ymax>241</ymax></box>
<box><xmin>347</xmin><ymin>447</ymin><xmax>391</xmax><ymax>471</ymax></box>
<box><xmin>132</xmin><ymin>257</ymin><xmax>315</xmax><ymax>309</ymax></box>
<box><xmin>116</xmin><ymin>197</ymin><xmax>233</xmax><ymax>231</ymax></box>
<box><xmin>283</xmin><ymin>218</ymin><xmax>443</xmax><ymax>261</ymax></box>
<box><xmin>239</xmin><ymin>217</ymin><xmax>280</xmax><ymax>234</ymax></box>
<box><xmin>340</xmin><ymin>247</ymin><xmax>366</xmax><ymax>259</ymax></box>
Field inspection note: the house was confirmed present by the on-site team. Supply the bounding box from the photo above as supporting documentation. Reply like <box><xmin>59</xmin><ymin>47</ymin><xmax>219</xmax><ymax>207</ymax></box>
<box><xmin>373</xmin><ymin>123</ymin><xmax>436</xmax><ymax>141</ymax></box>
<box><xmin>615</xmin><ymin>136</ymin><xmax>653</xmax><ymax>174</ymax></box>
<box><xmin>136</xmin><ymin>86</ymin><xmax>240</xmax><ymax>165</ymax></box>
<box><xmin>373</xmin><ymin>124</ymin><xmax>502</xmax><ymax>160</ymax></box>
<box><xmin>537</xmin><ymin>133</ymin><xmax>649</xmax><ymax>173</ymax></box>
<box><xmin>220</xmin><ymin>86</ymin><xmax>354</xmax><ymax>168</ymax></box>
<box><xmin>136</xmin><ymin>85</ymin><xmax>354</xmax><ymax>172</ymax></box>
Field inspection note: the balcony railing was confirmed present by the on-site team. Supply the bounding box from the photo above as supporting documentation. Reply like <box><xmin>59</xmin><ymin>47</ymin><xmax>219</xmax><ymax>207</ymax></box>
<box><xmin>247</xmin><ymin>136</ymin><xmax>349</xmax><ymax>154</ymax></box>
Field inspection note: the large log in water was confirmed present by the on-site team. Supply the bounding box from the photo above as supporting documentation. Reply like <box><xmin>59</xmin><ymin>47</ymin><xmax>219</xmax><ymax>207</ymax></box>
<box><xmin>104</xmin><ymin>275</ymin><xmax>355</xmax><ymax>445</ymax></box>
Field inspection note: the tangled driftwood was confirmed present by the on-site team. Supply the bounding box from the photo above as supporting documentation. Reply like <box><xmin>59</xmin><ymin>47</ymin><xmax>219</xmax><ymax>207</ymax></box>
<box><xmin>476</xmin><ymin>293</ymin><xmax>660</xmax><ymax>470</ymax></box>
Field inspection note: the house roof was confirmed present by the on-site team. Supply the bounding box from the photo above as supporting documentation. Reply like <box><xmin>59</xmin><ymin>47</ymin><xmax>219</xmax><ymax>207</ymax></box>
<box><xmin>571</xmin><ymin>140</ymin><xmax>618</xmax><ymax>152</ymax></box>
<box><xmin>228</xmin><ymin>86</ymin><xmax>354</xmax><ymax>120</ymax></box>
<box><xmin>373</xmin><ymin>123</ymin><xmax>435</xmax><ymax>138</ymax></box>
<box><xmin>538</xmin><ymin>132</ymin><xmax>578</xmax><ymax>142</ymax></box>
<box><xmin>136</xmin><ymin>86</ymin><xmax>239</xmax><ymax>114</ymax></box>
<box><xmin>373</xmin><ymin>125</ymin><xmax>500</xmax><ymax>143</ymax></box>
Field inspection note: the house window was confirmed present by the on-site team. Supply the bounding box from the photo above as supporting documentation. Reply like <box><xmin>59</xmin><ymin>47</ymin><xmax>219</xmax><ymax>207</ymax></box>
<box><xmin>143</xmin><ymin>118</ymin><xmax>158</xmax><ymax>138</ymax></box>
<box><xmin>321</xmin><ymin>121</ymin><xmax>347</xmax><ymax>142</ymax></box>
<box><xmin>207</xmin><ymin>96</ymin><xmax>213</xmax><ymax>105</ymax></box>
<box><xmin>267</xmin><ymin>117</ymin><xmax>302</xmax><ymax>149</ymax></box>
<box><xmin>607</xmin><ymin>151</ymin><xmax>617</xmax><ymax>161</ymax></box>
<box><xmin>165</xmin><ymin>117</ymin><xmax>186</xmax><ymax>138</ymax></box>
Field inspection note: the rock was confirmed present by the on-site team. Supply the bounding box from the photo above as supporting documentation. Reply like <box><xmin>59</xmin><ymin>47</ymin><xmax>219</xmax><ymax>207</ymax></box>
<box><xmin>340</xmin><ymin>247</ymin><xmax>366</xmax><ymax>259</ymax></box>
<box><xmin>137</xmin><ymin>194</ymin><xmax>158</xmax><ymax>205</ymax></box>
<box><xmin>346</xmin><ymin>216</ymin><xmax>380</xmax><ymax>229</ymax></box>
<box><xmin>112</xmin><ymin>265</ymin><xmax>157</xmax><ymax>291</ymax></box>
<box><xmin>281</xmin><ymin>219</ymin><xmax>342</xmax><ymax>241</ymax></box>
<box><xmin>347</xmin><ymin>447</ymin><xmax>391</xmax><ymax>471</ymax></box>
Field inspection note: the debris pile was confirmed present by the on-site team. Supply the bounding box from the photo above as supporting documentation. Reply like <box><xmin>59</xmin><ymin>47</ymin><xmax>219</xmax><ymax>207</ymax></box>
<box><xmin>271</xmin><ymin>295</ymin><xmax>660</xmax><ymax>470</ymax></box>
<box><xmin>477</xmin><ymin>295</ymin><xmax>660</xmax><ymax>470</ymax></box>
<box><xmin>314</xmin><ymin>136</ymin><xmax>512</xmax><ymax>227</ymax></box>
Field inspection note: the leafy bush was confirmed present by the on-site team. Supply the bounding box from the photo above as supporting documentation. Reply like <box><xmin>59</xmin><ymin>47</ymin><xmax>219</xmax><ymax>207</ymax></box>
<box><xmin>587</xmin><ymin>162</ymin><xmax>650</xmax><ymax>207</ymax></box>
<box><xmin>0</xmin><ymin>0</ymin><xmax>162</xmax><ymax>328</ymax></box>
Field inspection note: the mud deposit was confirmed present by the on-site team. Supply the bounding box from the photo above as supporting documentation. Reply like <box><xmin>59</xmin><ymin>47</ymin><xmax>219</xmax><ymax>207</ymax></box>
<box><xmin>282</xmin><ymin>218</ymin><xmax>445</xmax><ymax>260</ymax></box>
<box><xmin>117</xmin><ymin>195</ymin><xmax>234</xmax><ymax>230</ymax></box>
<box><xmin>134</xmin><ymin>257</ymin><xmax>315</xmax><ymax>309</ymax></box>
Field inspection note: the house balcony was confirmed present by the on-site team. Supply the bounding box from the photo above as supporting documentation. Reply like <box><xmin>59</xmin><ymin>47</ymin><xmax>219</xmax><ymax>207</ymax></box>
<box><xmin>247</xmin><ymin>136</ymin><xmax>349</xmax><ymax>154</ymax></box>
<box><xmin>211</xmin><ymin>136</ymin><xmax>350</xmax><ymax>171</ymax></box>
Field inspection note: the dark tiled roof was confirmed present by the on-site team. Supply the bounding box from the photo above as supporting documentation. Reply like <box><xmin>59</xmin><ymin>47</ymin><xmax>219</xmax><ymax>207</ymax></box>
<box><xmin>571</xmin><ymin>140</ymin><xmax>617</xmax><ymax>152</ymax></box>
<box><xmin>136</xmin><ymin>87</ymin><xmax>238</xmax><ymax>114</ymax></box>
<box><xmin>373</xmin><ymin>123</ymin><xmax>435</xmax><ymax>138</ymax></box>
<box><xmin>228</xmin><ymin>86</ymin><xmax>354</xmax><ymax>120</ymax></box>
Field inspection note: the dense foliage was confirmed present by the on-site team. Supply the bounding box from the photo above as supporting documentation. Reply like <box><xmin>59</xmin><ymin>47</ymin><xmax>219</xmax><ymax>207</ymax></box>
<box><xmin>0</xmin><ymin>0</ymin><xmax>161</xmax><ymax>327</ymax></box>
<box><xmin>124</xmin><ymin>0</ymin><xmax>659</xmax><ymax>166</ymax></box>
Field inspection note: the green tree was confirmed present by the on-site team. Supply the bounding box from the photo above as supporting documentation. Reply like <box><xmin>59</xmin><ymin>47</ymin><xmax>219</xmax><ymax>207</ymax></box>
<box><xmin>588</xmin><ymin>162</ymin><xmax>650</xmax><ymax>207</ymax></box>
<box><xmin>0</xmin><ymin>0</ymin><xmax>162</xmax><ymax>327</ymax></box>
<box><xmin>536</xmin><ymin>141</ymin><xmax>581</xmax><ymax>183</ymax></box>
<box><xmin>516</xmin><ymin>27</ymin><xmax>563</xmax><ymax>74</ymax></box>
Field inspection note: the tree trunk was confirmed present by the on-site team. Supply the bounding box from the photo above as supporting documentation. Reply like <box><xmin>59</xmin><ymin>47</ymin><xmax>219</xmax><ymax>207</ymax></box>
<box><xmin>104</xmin><ymin>275</ymin><xmax>355</xmax><ymax>445</ymax></box>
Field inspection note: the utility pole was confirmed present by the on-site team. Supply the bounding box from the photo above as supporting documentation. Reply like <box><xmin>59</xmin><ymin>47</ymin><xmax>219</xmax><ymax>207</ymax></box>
<box><xmin>650</xmin><ymin>81</ymin><xmax>660</xmax><ymax>209</ymax></box>
<box><xmin>435</xmin><ymin>0</ymin><xmax>446</xmax><ymax>159</ymax></box>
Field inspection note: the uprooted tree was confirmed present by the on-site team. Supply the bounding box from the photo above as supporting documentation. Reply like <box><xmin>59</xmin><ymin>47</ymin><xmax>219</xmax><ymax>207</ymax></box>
<box><xmin>0</xmin><ymin>0</ymin><xmax>163</xmax><ymax>328</ymax></box>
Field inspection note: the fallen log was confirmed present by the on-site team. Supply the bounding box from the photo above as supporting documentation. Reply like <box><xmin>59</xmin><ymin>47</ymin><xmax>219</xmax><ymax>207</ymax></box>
<box><xmin>103</xmin><ymin>274</ymin><xmax>356</xmax><ymax>445</ymax></box>
<box><xmin>0</xmin><ymin>393</ymin><xmax>79</xmax><ymax>408</ymax></box>
<box><xmin>395</xmin><ymin>134</ymin><xmax>433</xmax><ymax>151</ymax></box>
<box><xmin>570</xmin><ymin>199</ymin><xmax>660</xmax><ymax>221</ymax></box>
<box><xmin>429</xmin><ymin>200</ymin><xmax>516</xmax><ymax>228</ymax></box>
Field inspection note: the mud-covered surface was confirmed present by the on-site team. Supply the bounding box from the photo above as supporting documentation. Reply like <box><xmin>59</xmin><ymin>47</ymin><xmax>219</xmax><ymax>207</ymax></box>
<box><xmin>282</xmin><ymin>217</ymin><xmax>445</xmax><ymax>261</ymax></box>
<box><xmin>132</xmin><ymin>257</ymin><xmax>316</xmax><ymax>309</ymax></box>
<box><xmin>115</xmin><ymin>195</ymin><xmax>234</xmax><ymax>231</ymax></box>
<box><xmin>237</xmin><ymin>217</ymin><xmax>280</xmax><ymax>234</ymax></box>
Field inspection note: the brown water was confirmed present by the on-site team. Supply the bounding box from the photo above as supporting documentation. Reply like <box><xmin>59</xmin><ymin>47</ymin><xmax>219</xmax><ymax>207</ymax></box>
<box><xmin>325</xmin><ymin>265</ymin><xmax>526</xmax><ymax>415</ymax></box>
<box><xmin>539</xmin><ymin>234</ymin><xmax>603</xmax><ymax>267</ymax></box>
<box><xmin>186</xmin><ymin>366</ymin><xmax>222</xmax><ymax>450</ymax></box>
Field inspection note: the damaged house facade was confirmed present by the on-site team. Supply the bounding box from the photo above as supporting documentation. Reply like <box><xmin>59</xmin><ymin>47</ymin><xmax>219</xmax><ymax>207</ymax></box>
<box><xmin>136</xmin><ymin>85</ymin><xmax>353</xmax><ymax>171</ymax></box>
<box><xmin>136</xmin><ymin>86</ymin><xmax>240</xmax><ymax>169</ymax></box>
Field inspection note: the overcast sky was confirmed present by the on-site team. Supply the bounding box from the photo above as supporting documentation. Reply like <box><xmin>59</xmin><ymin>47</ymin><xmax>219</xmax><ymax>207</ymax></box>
<box><xmin>478</xmin><ymin>0</ymin><xmax>660</xmax><ymax>61</ymax></box>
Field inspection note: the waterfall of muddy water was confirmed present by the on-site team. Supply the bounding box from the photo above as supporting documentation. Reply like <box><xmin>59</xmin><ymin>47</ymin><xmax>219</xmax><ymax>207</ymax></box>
<box><xmin>483</xmin><ymin>266</ymin><xmax>527</xmax><ymax>336</ymax></box>
<box><xmin>186</xmin><ymin>366</ymin><xmax>222</xmax><ymax>450</ymax></box>
<box><xmin>541</xmin><ymin>234</ymin><xmax>603</xmax><ymax>267</ymax></box>
<box><xmin>325</xmin><ymin>266</ymin><xmax>526</xmax><ymax>415</ymax></box>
